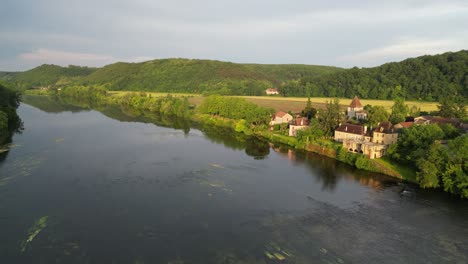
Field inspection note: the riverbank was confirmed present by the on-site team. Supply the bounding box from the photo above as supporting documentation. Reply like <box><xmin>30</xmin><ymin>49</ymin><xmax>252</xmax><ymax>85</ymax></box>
<box><xmin>191</xmin><ymin>112</ymin><xmax>416</xmax><ymax>183</ymax></box>
<box><xmin>24</xmin><ymin>92</ymin><xmax>416</xmax><ymax>183</ymax></box>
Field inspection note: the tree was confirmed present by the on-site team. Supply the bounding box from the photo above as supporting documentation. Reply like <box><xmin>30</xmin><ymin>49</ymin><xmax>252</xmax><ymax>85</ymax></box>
<box><xmin>389</xmin><ymin>97</ymin><xmax>409</xmax><ymax>124</ymax></box>
<box><xmin>301</xmin><ymin>95</ymin><xmax>317</xmax><ymax>119</ymax></box>
<box><xmin>441</xmin><ymin>135</ymin><xmax>468</xmax><ymax>198</ymax></box>
<box><xmin>365</xmin><ymin>105</ymin><xmax>389</xmax><ymax>128</ymax></box>
<box><xmin>320</xmin><ymin>98</ymin><xmax>342</xmax><ymax>135</ymax></box>
<box><xmin>408</xmin><ymin>105</ymin><xmax>421</xmax><ymax>117</ymax></box>
<box><xmin>388</xmin><ymin>124</ymin><xmax>445</xmax><ymax>163</ymax></box>
<box><xmin>296</xmin><ymin>119</ymin><xmax>325</xmax><ymax>143</ymax></box>
<box><xmin>438</xmin><ymin>96</ymin><xmax>466</xmax><ymax>118</ymax></box>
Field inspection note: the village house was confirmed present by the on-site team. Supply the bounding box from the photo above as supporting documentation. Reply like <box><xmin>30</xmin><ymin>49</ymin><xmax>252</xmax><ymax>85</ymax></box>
<box><xmin>394</xmin><ymin>121</ymin><xmax>414</xmax><ymax>130</ymax></box>
<box><xmin>335</xmin><ymin>122</ymin><xmax>399</xmax><ymax>159</ymax></box>
<box><xmin>372</xmin><ymin>121</ymin><xmax>398</xmax><ymax>145</ymax></box>
<box><xmin>270</xmin><ymin>111</ymin><xmax>293</xmax><ymax>126</ymax></box>
<box><xmin>347</xmin><ymin>96</ymin><xmax>367</xmax><ymax>120</ymax></box>
<box><xmin>265</xmin><ymin>88</ymin><xmax>279</xmax><ymax>95</ymax></box>
<box><xmin>334</xmin><ymin>123</ymin><xmax>370</xmax><ymax>142</ymax></box>
<box><xmin>289</xmin><ymin>117</ymin><xmax>309</xmax><ymax>136</ymax></box>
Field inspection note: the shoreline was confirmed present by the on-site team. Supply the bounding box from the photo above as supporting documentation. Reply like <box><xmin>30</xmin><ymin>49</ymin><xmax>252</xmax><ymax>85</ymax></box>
<box><xmin>22</xmin><ymin>93</ymin><xmax>416</xmax><ymax>183</ymax></box>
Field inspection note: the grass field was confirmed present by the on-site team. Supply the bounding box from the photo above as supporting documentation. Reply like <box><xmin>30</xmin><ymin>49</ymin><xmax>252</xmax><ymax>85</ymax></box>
<box><xmin>108</xmin><ymin>91</ymin><xmax>200</xmax><ymax>98</ymax></box>
<box><xmin>238</xmin><ymin>96</ymin><xmax>440</xmax><ymax>113</ymax></box>
<box><xmin>108</xmin><ymin>91</ymin><xmax>440</xmax><ymax>113</ymax></box>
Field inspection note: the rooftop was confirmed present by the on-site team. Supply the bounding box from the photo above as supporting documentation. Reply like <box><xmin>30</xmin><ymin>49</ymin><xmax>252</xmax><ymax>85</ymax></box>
<box><xmin>349</xmin><ymin>96</ymin><xmax>363</xmax><ymax>108</ymax></box>
<box><xmin>336</xmin><ymin>123</ymin><xmax>365</xmax><ymax>135</ymax></box>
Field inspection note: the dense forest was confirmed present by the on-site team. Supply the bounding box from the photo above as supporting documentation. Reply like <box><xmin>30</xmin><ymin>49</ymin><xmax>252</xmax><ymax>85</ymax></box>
<box><xmin>2</xmin><ymin>50</ymin><xmax>467</xmax><ymax>101</ymax></box>
<box><xmin>283</xmin><ymin>50</ymin><xmax>468</xmax><ymax>101</ymax></box>
<box><xmin>3</xmin><ymin>59</ymin><xmax>340</xmax><ymax>95</ymax></box>
<box><xmin>2</xmin><ymin>65</ymin><xmax>96</xmax><ymax>90</ymax></box>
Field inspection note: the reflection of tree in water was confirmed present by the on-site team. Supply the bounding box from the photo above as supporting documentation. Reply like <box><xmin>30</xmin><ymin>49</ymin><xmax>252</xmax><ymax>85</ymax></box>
<box><xmin>197</xmin><ymin>124</ymin><xmax>246</xmax><ymax>151</ymax></box>
<box><xmin>23</xmin><ymin>95</ymin><xmax>193</xmax><ymax>135</ymax></box>
<box><xmin>0</xmin><ymin>148</ymin><xmax>9</xmax><ymax>164</ymax></box>
<box><xmin>22</xmin><ymin>95</ymin><xmax>89</xmax><ymax>113</ymax></box>
<box><xmin>244</xmin><ymin>138</ymin><xmax>270</xmax><ymax>160</ymax></box>
<box><xmin>271</xmin><ymin>144</ymin><xmax>390</xmax><ymax>191</ymax></box>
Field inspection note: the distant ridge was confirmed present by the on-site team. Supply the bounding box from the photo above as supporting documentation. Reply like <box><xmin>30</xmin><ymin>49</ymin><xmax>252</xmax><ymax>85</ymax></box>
<box><xmin>294</xmin><ymin>50</ymin><xmax>468</xmax><ymax>101</ymax></box>
<box><xmin>3</xmin><ymin>59</ymin><xmax>341</xmax><ymax>96</ymax></box>
<box><xmin>2</xmin><ymin>50</ymin><xmax>467</xmax><ymax>100</ymax></box>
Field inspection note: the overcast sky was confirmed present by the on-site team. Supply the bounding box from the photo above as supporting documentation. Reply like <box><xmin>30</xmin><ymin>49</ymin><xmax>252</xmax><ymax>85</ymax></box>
<box><xmin>1</xmin><ymin>0</ymin><xmax>467</xmax><ymax>71</ymax></box>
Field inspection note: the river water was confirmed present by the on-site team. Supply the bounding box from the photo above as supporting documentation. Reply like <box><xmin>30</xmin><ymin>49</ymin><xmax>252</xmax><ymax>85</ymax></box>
<box><xmin>0</xmin><ymin>97</ymin><xmax>467</xmax><ymax>263</ymax></box>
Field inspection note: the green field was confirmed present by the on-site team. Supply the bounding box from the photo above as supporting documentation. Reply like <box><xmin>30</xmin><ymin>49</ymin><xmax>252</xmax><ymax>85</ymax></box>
<box><xmin>108</xmin><ymin>91</ymin><xmax>440</xmax><ymax>113</ymax></box>
<box><xmin>239</xmin><ymin>96</ymin><xmax>440</xmax><ymax>113</ymax></box>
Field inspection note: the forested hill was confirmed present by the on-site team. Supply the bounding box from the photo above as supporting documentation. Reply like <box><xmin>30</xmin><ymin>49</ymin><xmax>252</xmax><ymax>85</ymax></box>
<box><xmin>7</xmin><ymin>64</ymin><xmax>97</xmax><ymax>89</ymax></box>
<box><xmin>5</xmin><ymin>59</ymin><xmax>341</xmax><ymax>95</ymax></box>
<box><xmin>285</xmin><ymin>50</ymin><xmax>468</xmax><ymax>101</ymax></box>
<box><xmin>4</xmin><ymin>51</ymin><xmax>467</xmax><ymax>100</ymax></box>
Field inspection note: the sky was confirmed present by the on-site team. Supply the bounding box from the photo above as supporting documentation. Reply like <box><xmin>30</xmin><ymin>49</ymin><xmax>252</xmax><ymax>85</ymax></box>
<box><xmin>0</xmin><ymin>0</ymin><xmax>467</xmax><ymax>71</ymax></box>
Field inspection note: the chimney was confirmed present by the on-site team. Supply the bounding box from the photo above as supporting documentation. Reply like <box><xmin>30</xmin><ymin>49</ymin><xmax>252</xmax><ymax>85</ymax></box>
<box><xmin>364</xmin><ymin>126</ymin><xmax>368</xmax><ymax>134</ymax></box>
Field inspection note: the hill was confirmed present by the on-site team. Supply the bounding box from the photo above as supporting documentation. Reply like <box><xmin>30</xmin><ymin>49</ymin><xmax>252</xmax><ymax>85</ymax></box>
<box><xmin>4</xmin><ymin>59</ymin><xmax>341</xmax><ymax>95</ymax></box>
<box><xmin>286</xmin><ymin>50</ymin><xmax>468</xmax><ymax>101</ymax></box>
<box><xmin>81</xmin><ymin>59</ymin><xmax>341</xmax><ymax>95</ymax></box>
<box><xmin>4</xmin><ymin>51</ymin><xmax>467</xmax><ymax>100</ymax></box>
<box><xmin>6</xmin><ymin>64</ymin><xmax>96</xmax><ymax>90</ymax></box>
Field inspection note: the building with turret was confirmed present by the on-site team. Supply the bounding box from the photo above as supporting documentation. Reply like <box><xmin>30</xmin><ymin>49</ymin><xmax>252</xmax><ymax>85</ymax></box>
<box><xmin>347</xmin><ymin>96</ymin><xmax>367</xmax><ymax>120</ymax></box>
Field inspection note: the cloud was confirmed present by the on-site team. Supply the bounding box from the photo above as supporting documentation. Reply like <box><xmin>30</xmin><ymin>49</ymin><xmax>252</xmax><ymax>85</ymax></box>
<box><xmin>19</xmin><ymin>49</ymin><xmax>116</xmax><ymax>67</ymax></box>
<box><xmin>2</xmin><ymin>0</ymin><xmax>468</xmax><ymax>70</ymax></box>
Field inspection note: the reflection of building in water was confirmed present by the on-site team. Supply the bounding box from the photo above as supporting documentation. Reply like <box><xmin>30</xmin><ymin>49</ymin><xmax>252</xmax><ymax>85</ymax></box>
<box><xmin>270</xmin><ymin>142</ymin><xmax>387</xmax><ymax>191</ymax></box>
<box><xmin>271</xmin><ymin>145</ymin><xmax>297</xmax><ymax>162</ymax></box>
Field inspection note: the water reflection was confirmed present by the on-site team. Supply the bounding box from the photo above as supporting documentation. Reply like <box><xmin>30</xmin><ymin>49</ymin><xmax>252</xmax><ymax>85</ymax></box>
<box><xmin>0</xmin><ymin>95</ymin><xmax>465</xmax><ymax>264</ymax></box>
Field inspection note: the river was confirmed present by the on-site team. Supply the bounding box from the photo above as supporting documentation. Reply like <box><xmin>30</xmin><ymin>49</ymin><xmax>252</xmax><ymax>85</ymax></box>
<box><xmin>0</xmin><ymin>97</ymin><xmax>467</xmax><ymax>263</ymax></box>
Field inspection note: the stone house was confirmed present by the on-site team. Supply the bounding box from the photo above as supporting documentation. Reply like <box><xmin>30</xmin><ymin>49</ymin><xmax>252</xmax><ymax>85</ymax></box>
<box><xmin>335</xmin><ymin>122</ymin><xmax>399</xmax><ymax>159</ymax></box>
<box><xmin>334</xmin><ymin>123</ymin><xmax>370</xmax><ymax>142</ymax></box>
<box><xmin>289</xmin><ymin>117</ymin><xmax>309</xmax><ymax>136</ymax></box>
<box><xmin>270</xmin><ymin>111</ymin><xmax>293</xmax><ymax>126</ymax></box>
<box><xmin>372</xmin><ymin>121</ymin><xmax>399</xmax><ymax>145</ymax></box>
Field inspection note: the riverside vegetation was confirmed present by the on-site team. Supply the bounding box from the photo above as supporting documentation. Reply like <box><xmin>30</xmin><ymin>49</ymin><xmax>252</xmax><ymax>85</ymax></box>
<box><xmin>29</xmin><ymin>86</ymin><xmax>467</xmax><ymax>199</ymax></box>
<box><xmin>0</xmin><ymin>83</ymin><xmax>22</xmax><ymax>145</ymax></box>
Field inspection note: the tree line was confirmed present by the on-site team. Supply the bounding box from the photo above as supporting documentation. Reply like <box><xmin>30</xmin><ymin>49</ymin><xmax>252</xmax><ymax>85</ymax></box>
<box><xmin>197</xmin><ymin>95</ymin><xmax>274</xmax><ymax>127</ymax></box>
<box><xmin>0</xmin><ymin>84</ymin><xmax>22</xmax><ymax>144</ymax></box>
<box><xmin>281</xmin><ymin>50</ymin><xmax>467</xmax><ymax>101</ymax></box>
<box><xmin>54</xmin><ymin>86</ymin><xmax>192</xmax><ymax>118</ymax></box>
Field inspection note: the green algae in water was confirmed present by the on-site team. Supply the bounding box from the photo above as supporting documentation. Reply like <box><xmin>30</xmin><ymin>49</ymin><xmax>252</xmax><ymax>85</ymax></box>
<box><xmin>264</xmin><ymin>242</ymin><xmax>294</xmax><ymax>262</ymax></box>
<box><xmin>0</xmin><ymin>155</ymin><xmax>44</xmax><ymax>187</ymax></box>
<box><xmin>21</xmin><ymin>216</ymin><xmax>49</xmax><ymax>253</ymax></box>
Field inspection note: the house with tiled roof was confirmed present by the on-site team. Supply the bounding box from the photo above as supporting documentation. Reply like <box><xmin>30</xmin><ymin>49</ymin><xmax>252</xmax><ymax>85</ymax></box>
<box><xmin>270</xmin><ymin>111</ymin><xmax>293</xmax><ymax>125</ymax></box>
<box><xmin>372</xmin><ymin>121</ymin><xmax>399</xmax><ymax>145</ymax></box>
<box><xmin>335</xmin><ymin>122</ymin><xmax>399</xmax><ymax>159</ymax></box>
<box><xmin>347</xmin><ymin>96</ymin><xmax>367</xmax><ymax>120</ymax></box>
<box><xmin>334</xmin><ymin>123</ymin><xmax>370</xmax><ymax>142</ymax></box>
<box><xmin>289</xmin><ymin>117</ymin><xmax>309</xmax><ymax>136</ymax></box>
<box><xmin>265</xmin><ymin>88</ymin><xmax>279</xmax><ymax>95</ymax></box>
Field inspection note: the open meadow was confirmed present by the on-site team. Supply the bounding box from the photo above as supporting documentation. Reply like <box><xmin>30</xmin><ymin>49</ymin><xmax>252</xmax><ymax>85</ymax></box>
<box><xmin>109</xmin><ymin>91</ymin><xmax>440</xmax><ymax>113</ymax></box>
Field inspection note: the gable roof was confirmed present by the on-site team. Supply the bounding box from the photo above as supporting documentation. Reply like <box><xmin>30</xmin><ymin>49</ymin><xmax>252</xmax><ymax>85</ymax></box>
<box><xmin>275</xmin><ymin>111</ymin><xmax>289</xmax><ymax>118</ymax></box>
<box><xmin>373</xmin><ymin>121</ymin><xmax>396</xmax><ymax>133</ymax></box>
<box><xmin>294</xmin><ymin>117</ymin><xmax>309</xmax><ymax>126</ymax></box>
<box><xmin>349</xmin><ymin>96</ymin><xmax>363</xmax><ymax>108</ymax></box>
<box><xmin>266</xmin><ymin>88</ymin><xmax>278</xmax><ymax>92</ymax></box>
<box><xmin>335</xmin><ymin>123</ymin><xmax>365</xmax><ymax>135</ymax></box>
<box><xmin>395</xmin><ymin>122</ymin><xmax>414</xmax><ymax>129</ymax></box>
